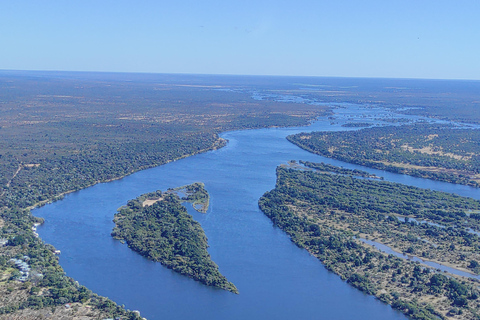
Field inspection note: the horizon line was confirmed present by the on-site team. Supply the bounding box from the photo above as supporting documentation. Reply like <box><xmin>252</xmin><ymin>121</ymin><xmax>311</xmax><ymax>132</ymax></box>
<box><xmin>0</xmin><ymin>68</ymin><xmax>479</xmax><ymax>82</ymax></box>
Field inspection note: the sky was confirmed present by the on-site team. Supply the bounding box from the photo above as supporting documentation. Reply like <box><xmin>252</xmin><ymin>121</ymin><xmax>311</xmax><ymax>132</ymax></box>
<box><xmin>1</xmin><ymin>0</ymin><xmax>479</xmax><ymax>80</ymax></box>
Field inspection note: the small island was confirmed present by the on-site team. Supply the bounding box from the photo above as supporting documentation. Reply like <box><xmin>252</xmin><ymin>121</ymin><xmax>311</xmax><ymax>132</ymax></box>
<box><xmin>341</xmin><ymin>122</ymin><xmax>372</xmax><ymax>128</ymax></box>
<box><xmin>167</xmin><ymin>182</ymin><xmax>210</xmax><ymax>213</ymax></box>
<box><xmin>111</xmin><ymin>184</ymin><xmax>238</xmax><ymax>294</ymax></box>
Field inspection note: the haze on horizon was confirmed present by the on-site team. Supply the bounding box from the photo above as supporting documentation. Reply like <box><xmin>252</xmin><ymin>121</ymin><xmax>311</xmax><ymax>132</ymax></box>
<box><xmin>1</xmin><ymin>0</ymin><xmax>479</xmax><ymax>80</ymax></box>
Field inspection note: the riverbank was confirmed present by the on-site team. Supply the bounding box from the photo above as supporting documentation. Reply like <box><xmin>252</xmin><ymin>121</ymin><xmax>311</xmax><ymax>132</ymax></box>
<box><xmin>259</xmin><ymin>164</ymin><xmax>480</xmax><ymax>320</ymax></box>
<box><xmin>24</xmin><ymin>136</ymin><xmax>227</xmax><ymax>212</ymax></box>
<box><xmin>0</xmin><ymin>80</ymin><xmax>326</xmax><ymax>318</ymax></box>
<box><xmin>112</xmin><ymin>189</ymin><xmax>238</xmax><ymax>293</ymax></box>
<box><xmin>30</xmin><ymin>104</ymin><xmax>440</xmax><ymax>320</ymax></box>
<box><xmin>287</xmin><ymin>124</ymin><xmax>480</xmax><ymax>187</ymax></box>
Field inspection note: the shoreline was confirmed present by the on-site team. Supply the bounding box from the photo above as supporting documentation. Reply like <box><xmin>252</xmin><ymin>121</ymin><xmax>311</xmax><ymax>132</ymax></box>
<box><xmin>26</xmin><ymin>136</ymin><xmax>228</xmax><ymax>212</ymax></box>
<box><xmin>358</xmin><ymin>238</ymin><xmax>480</xmax><ymax>279</ymax></box>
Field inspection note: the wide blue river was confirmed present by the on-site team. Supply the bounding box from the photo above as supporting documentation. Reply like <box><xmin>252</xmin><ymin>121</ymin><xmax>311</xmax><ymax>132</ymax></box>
<box><xmin>33</xmin><ymin>106</ymin><xmax>480</xmax><ymax>320</ymax></box>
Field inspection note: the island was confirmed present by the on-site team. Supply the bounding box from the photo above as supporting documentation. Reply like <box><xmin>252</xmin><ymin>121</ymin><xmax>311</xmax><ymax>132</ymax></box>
<box><xmin>0</xmin><ymin>73</ymin><xmax>327</xmax><ymax>317</ymax></box>
<box><xmin>259</xmin><ymin>163</ymin><xmax>480</xmax><ymax>320</ymax></box>
<box><xmin>287</xmin><ymin>124</ymin><xmax>480</xmax><ymax>187</ymax></box>
<box><xmin>341</xmin><ymin>122</ymin><xmax>372</xmax><ymax>128</ymax></box>
<box><xmin>167</xmin><ymin>182</ymin><xmax>210</xmax><ymax>213</ymax></box>
<box><xmin>111</xmin><ymin>184</ymin><xmax>238</xmax><ymax>294</ymax></box>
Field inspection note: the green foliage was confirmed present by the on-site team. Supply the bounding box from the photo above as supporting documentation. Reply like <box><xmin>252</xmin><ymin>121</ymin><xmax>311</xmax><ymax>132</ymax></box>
<box><xmin>341</xmin><ymin>122</ymin><xmax>372</xmax><ymax>128</ymax></box>
<box><xmin>168</xmin><ymin>182</ymin><xmax>210</xmax><ymax>213</ymax></box>
<box><xmin>0</xmin><ymin>75</ymin><xmax>324</xmax><ymax>209</ymax></box>
<box><xmin>112</xmin><ymin>191</ymin><xmax>238</xmax><ymax>293</ymax></box>
<box><xmin>288</xmin><ymin>124</ymin><xmax>480</xmax><ymax>187</ymax></box>
<box><xmin>259</xmin><ymin>164</ymin><xmax>480</xmax><ymax>320</ymax></box>
<box><xmin>347</xmin><ymin>273</ymin><xmax>376</xmax><ymax>295</ymax></box>
<box><xmin>0</xmin><ymin>74</ymin><xmax>328</xmax><ymax>317</ymax></box>
<box><xmin>0</xmin><ymin>207</ymin><xmax>141</xmax><ymax>319</ymax></box>
<box><xmin>300</xmin><ymin>160</ymin><xmax>382</xmax><ymax>179</ymax></box>
<box><xmin>1</xmin><ymin>134</ymin><xmax>220</xmax><ymax>208</ymax></box>
<box><xmin>391</xmin><ymin>300</ymin><xmax>442</xmax><ymax>320</ymax></box>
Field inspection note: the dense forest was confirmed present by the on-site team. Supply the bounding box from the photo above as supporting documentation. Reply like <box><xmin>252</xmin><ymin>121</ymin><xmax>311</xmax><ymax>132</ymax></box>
<box><xmin>2</xmin><ymin>72</ymin><xmax>480</xmax><ymax>319</ymax></box>
<box><xmin>112</xmin><ymin>189</ymin><xmax>238</xmax><ymax>293</ymax></box>
<box><xmin>259</xmin><ymin>164</ymin><xmax>480</xmax><ymax>320</ymax></box>
<box><xmin>0</xmin><ymin>75</ymin><xmax>326</xmax><ymax>208</ymax></box>
<box><xmin>0</xmin><ymin>73</ymin><xmax>327</xmax><ymax>318</ymax></box>
<box><xmin>341</xmin><ymin>122</ymin><xmax>372</xmax><ymax>128</ymax></box>
<box><xmin>288</xmin><ymin>124</ymin><xmax>480</xmax><ymax>187</ymax></box>
<box><xmin>298</xmin><ymin>160</ymin><xmax>383</xmax><ymax>179</ymax></box>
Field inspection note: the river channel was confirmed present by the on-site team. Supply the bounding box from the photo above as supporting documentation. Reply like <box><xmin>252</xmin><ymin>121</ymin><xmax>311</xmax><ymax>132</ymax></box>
<box><xmin>33</xmin><ymin>105</ymin><xmax>480</xmax><ymax>320</ymax></box>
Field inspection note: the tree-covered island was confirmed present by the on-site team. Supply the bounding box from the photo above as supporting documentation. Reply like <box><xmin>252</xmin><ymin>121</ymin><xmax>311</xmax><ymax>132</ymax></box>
<box><xmin>167</xmin><ymin>182</ymin><xmax>210</xmax><ymax>213</ymax></box>
<box><xmin>341</xmin><ymin>122</ymin><xmax>372</xmax><ymax>128</ymax></box>
<box><xmin>0</xmin><ymin>74</ymin><xmax>327</xmax><ymax>317</ymax></box>
<box><xmin>287</xmin><ymin>124</ymin><xmax>480</xmax><ymax>187</ymax></box>
<box><xmin>112</xmin><ymin>185</ymin><xmax>238</xmax><ymax>294</ymax></box>
<box><xmin>259</xmin><ymin>163</ymin><xmax>480</xmax><ymax>320</ymax></box>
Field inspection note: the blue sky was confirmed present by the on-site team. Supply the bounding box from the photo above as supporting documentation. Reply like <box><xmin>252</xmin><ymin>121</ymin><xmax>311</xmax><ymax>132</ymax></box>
<box><xmin>1</xmin><ymin>0</ymin><xmax>479</xmax><ymax>79</ymax></box>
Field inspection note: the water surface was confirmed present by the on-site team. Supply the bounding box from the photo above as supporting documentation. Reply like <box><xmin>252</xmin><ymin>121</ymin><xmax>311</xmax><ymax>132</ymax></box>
<box><xmin>34</xmin><ymin>105</ymin><xmax>480</xmax><ymax>320</ymax></box>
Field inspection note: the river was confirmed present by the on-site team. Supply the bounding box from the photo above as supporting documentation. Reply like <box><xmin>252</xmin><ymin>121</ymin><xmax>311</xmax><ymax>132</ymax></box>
<box><xmin>33</xmin><ymin>105</ymin><xmax>479</xmax><ymax>320</ymax></box>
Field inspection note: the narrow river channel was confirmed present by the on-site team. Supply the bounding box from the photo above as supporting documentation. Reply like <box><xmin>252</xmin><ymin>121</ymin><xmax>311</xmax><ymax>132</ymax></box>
<box><xmin>33</xmin><ymin>105</ymin><xmax>479</xmax><ymax>320</ymax></box>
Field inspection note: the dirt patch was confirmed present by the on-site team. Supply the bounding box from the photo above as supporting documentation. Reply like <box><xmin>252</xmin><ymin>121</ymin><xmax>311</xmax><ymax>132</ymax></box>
<box><xmin>0</xmin><ymin>303</ymin><xmax>105</xmax><ymax>320</ymax></box>
<box><xmin>401</xmin><ymin>144</ymin><xmax>471</xmax><ymax>160</ymax></box>
<box><xmin>142</xmin><ymin>197</ymin><xmax>163</xmax><ymax>207</ymax></box>
<box><xmin>24</xmin><ymin>164</ymin><xmax>40</xmax><ymax>168</ymax></box>
<box><xmin>298</xmin><ymin>135</ymin><xmax>311</xmax><ymax>140</ymax></box>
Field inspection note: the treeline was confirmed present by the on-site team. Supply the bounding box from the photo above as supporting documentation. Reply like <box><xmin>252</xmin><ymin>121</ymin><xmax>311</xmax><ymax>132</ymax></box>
<box><xmin>183</xmin><ymin>183</ymin><xmax>209</xmax><ymax>203</ymax></box>
<box><xmin>299</xmin><ymin>160</ymin><xmax>382</xmax><ymax>179</ymax></box>
<box><xmin>259</xmin><ymin>165</ymin><xmax>480</xmax><ymax>320</ymax></box>
<box><xmin>0</xmin><ymin>73</ymin><xmax>329</xmax><ymax>318</ymax></box>
<box><xmin>267</xmin><ymin>165</ymin><xmax>480</xmax><ymax>270</ymax></box>
<box><xmin>174</xmin><ymin>182</ymin><xmax>210</xmax><ymax>213</ymax></box>
<box><xmin>0</xmin><ymin>206</ymin><xmax>141</xmax><ymax>319</ymax></box>
<box><xmin>288</xmin><ymin>124</ymin><xmax>480</xmax><ymax>187</ymax></box>
<box><xmin>341</xmin><ymin>122</ymin><xmax>372</xmax><ymax>127</ymax></box>
<box><xmin>0</xmin><ymin>74</ymin><xmax>327</xmax><ymax>209</ymax></box>
<box><xmin>1</xmin><ymin>133</ymin><xmax>221</xmax><ymax>208</ymax></box>
<box><xmin>112</xmin><ymin>191</ymin><xmax>238</xmax><ymax>293</ymax></box>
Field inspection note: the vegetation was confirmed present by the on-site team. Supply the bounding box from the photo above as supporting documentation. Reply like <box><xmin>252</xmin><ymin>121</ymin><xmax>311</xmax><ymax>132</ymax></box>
<box><xmin>266</xmin><ymin>78</ymin><xmax>480</xmax><ymax>124</ymax></box>
<box><xmin>0</xmin><ymin>72</ymin><xmax>328</xmax><ymax>317</ymax></box>
<box><xmin>0</xmin><ymin>209</ymin><xmax>142</xmax><ymax>319</ymax></box>
<box><xmin>112</xmin><ymin>188</ymin><xmax>238</xmax><ymax>293</ymax></box>
<box><xmin>0</xmin><ymin>74</ymin><xmax>326</xmax><ymax>209</ymax></box>
<box><xmin>168</xmin><ymin>182</ymin><xmax>210</xmax><ymax>213</ymax></box>
<box><xmin>298</xmin><ymin>160</ymin><xmax>383</xmax><ymax>179</ymax></box>
<box><xmin>3</xmin><ymin>73</ymin><xmax>478</xmax><ymax>318</ymax></box>
<box><xmin>341</xmin><ymin>122</ymin><xmax>372</xmax><ymax>127</ymax></box>
<box><xmin>288</xmin><ymin>124</ymin><xmax>480</xmax><ymax>186</ymax></box>
<box><xmin>259</xmin><ymin>164</ymin><xmax>480</xmax><ymax>320</ymax></box>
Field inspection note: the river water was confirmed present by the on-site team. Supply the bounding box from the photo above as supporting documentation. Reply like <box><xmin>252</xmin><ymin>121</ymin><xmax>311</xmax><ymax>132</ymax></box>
<box><xmin>33</xmin><ymin>105</ymin><xmax>479</xmax><ymax>320</ymax></box>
